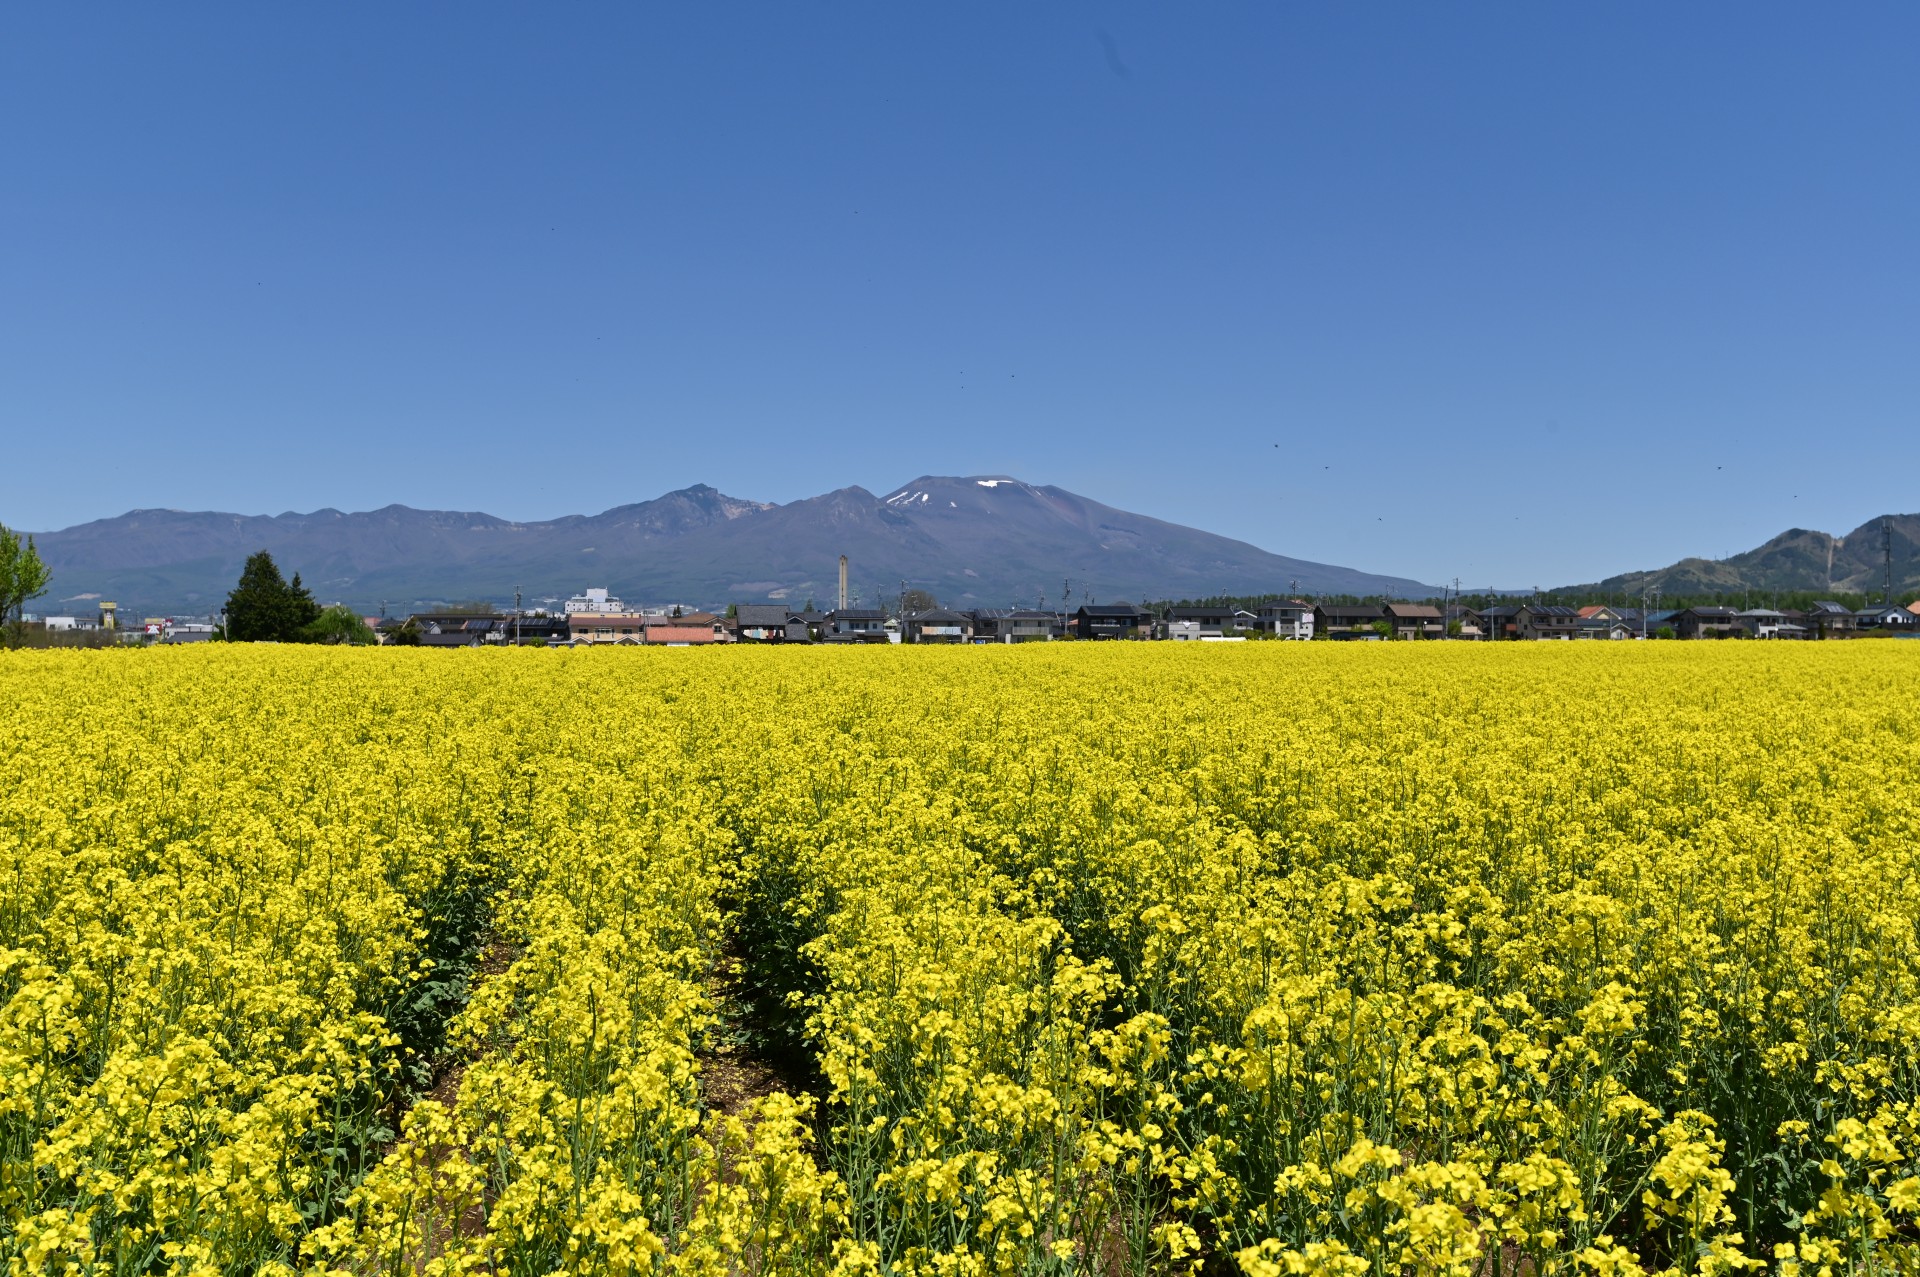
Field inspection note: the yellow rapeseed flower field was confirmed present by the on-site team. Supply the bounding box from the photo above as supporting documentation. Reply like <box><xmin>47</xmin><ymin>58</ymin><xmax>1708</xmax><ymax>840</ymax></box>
<box><xmin>3</xmin><ymin>644</ymin><xmax>1917</xmax><ymax>1276</ymax></box>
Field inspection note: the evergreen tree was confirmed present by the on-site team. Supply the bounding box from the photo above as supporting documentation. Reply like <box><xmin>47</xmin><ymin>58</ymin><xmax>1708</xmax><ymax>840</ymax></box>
<box><xmin>225</xmin><ymin>551</ymin><xmax>308</xmax><ymax>642</ymax></box>
<box><xmin>287</xmin><ymin>572</ymin><xmax>322</xmax><ymax>632</ymax></box>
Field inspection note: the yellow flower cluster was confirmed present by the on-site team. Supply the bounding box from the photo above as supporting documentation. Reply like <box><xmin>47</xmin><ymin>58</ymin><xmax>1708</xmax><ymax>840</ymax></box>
<box><xmin>3</xmin><ymin>642</ymin><xmax>1918</xmax><ymax>1276</ymax></box>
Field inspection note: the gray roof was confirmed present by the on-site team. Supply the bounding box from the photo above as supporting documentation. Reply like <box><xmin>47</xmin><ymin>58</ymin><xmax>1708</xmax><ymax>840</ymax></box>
<box><xmin>734</xmin><ymin>604</ymin><xmax>793</xmax><ymax>626</ymax></box>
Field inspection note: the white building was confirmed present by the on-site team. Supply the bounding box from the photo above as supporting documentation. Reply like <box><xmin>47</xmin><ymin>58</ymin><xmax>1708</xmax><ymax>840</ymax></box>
<box><xmin>1257</xmin><ymin>601</ymin><xmax>1316</xmax><ymax>640</ymax></box>
<box><xmin>564</xmin><ymin>587</ymin><xmax>626</xmax><ymax>614</ymax></box>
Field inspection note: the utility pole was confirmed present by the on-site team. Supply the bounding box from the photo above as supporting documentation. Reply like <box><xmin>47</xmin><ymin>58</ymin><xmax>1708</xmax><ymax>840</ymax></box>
<box><xmin>514</xmin><ymin>586</ymin><xmax>522</xmax><ymax>646</ymax></box>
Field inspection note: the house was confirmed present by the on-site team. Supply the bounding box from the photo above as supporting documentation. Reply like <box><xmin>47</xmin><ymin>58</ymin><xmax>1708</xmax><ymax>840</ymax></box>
<box><xmin>1518</xmin><ymin>605</ymin><xmax>1580</xmax><ymax>639</ymax></box>
<box><xmin>903</xmin><ymin>609</ymin><xmax>975</xmax><ymax>644</ymax></box>
<box><xmin>1073</xmin><ymin>604</ymin><xmax>1151</xmax><ymax>640</ymax></box>
<box><xmin>644</xmin><ymin>621</ymin><xmax>725</xmax><ymax>645</ymax></box>
<box><xmin>973</xmin><ymin>609</ymin><xmax>1058</xmax><ymax>643</ymax></box>
<box><xmin>1231</xmin><ymin>609</ymin><xmax>1260</xmax><ymax>633</ymax></box>
<box><xmin>1666</xmin><ymin>607</ymin><xmax>1741</xmax><ymax>640</ymax></box>
<box><xmin>734</xmin><ymin>604</ymin><xmax>795</xmax><ymax>642</ymax></box>
<box><xmin>1734</xmin><ymin>609</ymin><xmax>1798</xmax><ymax>639</ymax></box>
<box><xmin>1674</xmin><ymin>599</ymin><xmax>1751</xmax><ymax>633</ymax></box>
<box><xmin>826</xmin><ymin>608</ymin><xmax>890</xmax><ymax>641</ymax></box>
<box><xmin>567</xmin><ymin>611</ymin><xmax>646</xmax><ymax>644</ymax></box>
<box><xmin>1382</xmin><ymin>602</ymin><xmax>1444</xmax><ymax>640</ymax></box>
<box><xmin>1479</xmin><ymin>605</ymin><xmax>1520</xmax><ymax>638</ymax></box>
<box><xmin>1477</xmin><ymin>604</ymin><xmax>1579</xmax><ymax>640</ymax></box>
<box><xmin>1807</xmin><ymin>601</ymin><xmax>1856</xmax><ymax>638</ymax></box>
<box><xmin>1256</xmin><ymin>601</ymin><xmax>1315</xmax><ymax>640</ymax></box>
<box><xmin>416</xmin><ymin>631</ymin><xmax>485</xmax><ymax>648</ymax></box>
<box><xmin>1574</xmin><ymin>617</ymin><xmax>1634</xmax><ymax>640</ymax></box>
<box><xmin>1161</xmin><ymin>620</ymin><xmax>1206</xmax><ymax>641</ymax></box>
<box><xmin>1313</xmin><ymin>603</ymin><xmax>1386</xmax><ymax>639</ymax></box>
<box><xmin>1855</xmin><ymin>605</ymin><xmax>1919</xmax><ymax>633</ymax></box>
<box><xmin>1168</xmin><ymin>605</ymin><xmax>1233</xmax><ymax>635</ymax></box>
<box><xmin>499</xmin><ymin>615</ymin><xmax>570</xmax><ymax>644</ymax></box>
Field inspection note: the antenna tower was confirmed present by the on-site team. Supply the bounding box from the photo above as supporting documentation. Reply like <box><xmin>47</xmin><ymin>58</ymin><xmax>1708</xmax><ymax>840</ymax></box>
<box><xmin>1885</xmin><ymin>517</ymin><xmax>1896</xmax><ymax>607</ymax></box>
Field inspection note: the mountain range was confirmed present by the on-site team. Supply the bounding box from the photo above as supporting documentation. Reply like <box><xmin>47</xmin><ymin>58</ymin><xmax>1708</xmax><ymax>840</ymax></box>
<box><xmin>1558</xmin><ymin>513</ymin><xmax>1920</xmax><ymax>600</ymax></box>
<box><xmin>30</xmin><ymin>476</ymin><xmax>1438</xmax><ymax>615</ymax></box>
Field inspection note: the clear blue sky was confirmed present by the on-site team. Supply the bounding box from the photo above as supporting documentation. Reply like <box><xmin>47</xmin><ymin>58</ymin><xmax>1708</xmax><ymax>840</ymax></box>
<box><xmin>4</xmin><ymin>4</ymin><xmax>1915</xmax><ymax>588</ymax></box>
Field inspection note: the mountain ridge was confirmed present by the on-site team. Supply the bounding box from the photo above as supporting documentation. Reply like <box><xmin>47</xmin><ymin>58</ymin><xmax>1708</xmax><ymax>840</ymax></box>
<box><xmin>30</xmin><ymin>476</ymin><xmax>1438</xmax><ymax>614</ymax></box>
<box><xmin>1558</xmin><ymin>514</ymin><xmax>1920</xmax><ymax>599</ymax></box>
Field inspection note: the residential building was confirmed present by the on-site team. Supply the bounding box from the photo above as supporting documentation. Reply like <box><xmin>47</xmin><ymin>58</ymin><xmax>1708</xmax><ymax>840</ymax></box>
<box><xmin>1518</xmin><ymin>605</ymin><xmax>1581</xmax><ymax>639</ymax></box>
<box><xmin>734</xmin><ymin>604</ymin><xmax>795</xmax><ymax>642</ymax></box>
<box><xmin>973</xmin><ymin>609</ymin><xmax>1058</xmax><ymax>642</ymax></box>
<box><xmin>416</xmin><ymin>630</ymin><xmax>485</xmax><ymax>648</ymax></box>
<box><xmin>1574</xmin><ymin>618</ymin><xmax>1634</xmax><ymax>640</ymax></box>
<box><xmin>1313</xmin><ymin>603</ymin><xmax>1387</xmax><ymax>639</ymax></box>
<box><xmin>1168</xmin><ymin>605</ymin><xmax>1233</xmax><ymax>635</ymax></box>
<box><xmin>1382</xmin><ymin>602</ymin><xmax>1444</xmax><ymax>640</ymax></box>
<box><xmin>644</xmin><ymin>621</ymin><xmax>725</xmax><ymax>645</ymax></box>
<box><xmin>1073</xmin><ymin>604</ymin><xmax>1151</xmax><ymax>640</ymax></box>
<box><xmin>826</xmin><ymin>608</ymin><xmax>890</xmax><ymax>641</ymax></box>
<box><xmin>1807</xmin><ymin>601</ymin><xmax>1856</xmax><ymax>638</ymax></box>
<box><xmin>567</xmin><ymin>612</ymin><xmax>646</xmax><ymax>644</ymax></box>
<box><xmin>1256</xmin><ymin>601</ymin><xmax>1315</xmax><ymax>640</ymax></box>
<box><xmin>496</xmin><ymin>615</ymin><xmax>569</xmax><ymax>644</ymax></box>
<box><xmin>1477</xmin><ymin>604</ymin><xmax>1579</xmax><ymax>640</ymax></box>
<box><xmin>1734</xmin><ymin>609</ymin><xmax>1799</xmax><ymax>639</ymax></box>
<box><xmin>903</xmin><ymin>609</ymin><xmax>975</xmax><ymax>644</ymax></box>
<box><xmin>1856</xmin><ymin>605</ymin><xmax>1919</xmax><ymax>633</ymax></box>
<box><xmin>1666</xmin><ymin>607</ymin><xmax>1742</xmax><ymax>640</ymax></box>
<box><xmin>1162</xmin><ymin>620</ymin><xmax>1206</xmax><ymax>641</ymax></box>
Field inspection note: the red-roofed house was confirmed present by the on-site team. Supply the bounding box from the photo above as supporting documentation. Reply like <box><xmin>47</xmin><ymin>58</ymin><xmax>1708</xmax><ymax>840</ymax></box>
<box><xmin>644</xmin><ymin>621</ymin><xmax>725</xmax><ymax>645</ymax></box>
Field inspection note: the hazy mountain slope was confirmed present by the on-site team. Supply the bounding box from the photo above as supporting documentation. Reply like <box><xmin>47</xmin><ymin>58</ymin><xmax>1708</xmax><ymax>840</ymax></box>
<box><xmin>30</xmin><ymin>476</ymin><xmax>1437</xmax><ymax>613</ymax></box>
<box><xmin>1564</xmin><ymin>514</ymin><xmax>1920</xmax><ymax>598</ymax></box>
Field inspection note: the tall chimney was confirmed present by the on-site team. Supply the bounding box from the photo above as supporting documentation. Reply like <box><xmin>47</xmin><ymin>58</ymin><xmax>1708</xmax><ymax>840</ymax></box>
<box><xmin>839</xmin><ymin>555</ymin><xmax>848</xmax><ymax>610</ymax></box>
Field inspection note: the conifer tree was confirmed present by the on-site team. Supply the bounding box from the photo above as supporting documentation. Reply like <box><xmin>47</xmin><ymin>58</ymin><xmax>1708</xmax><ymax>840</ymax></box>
<box><xmin>225</xmin><ymin>551</ymin><xmax>304</xmax><ymax>641</ymax></box>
